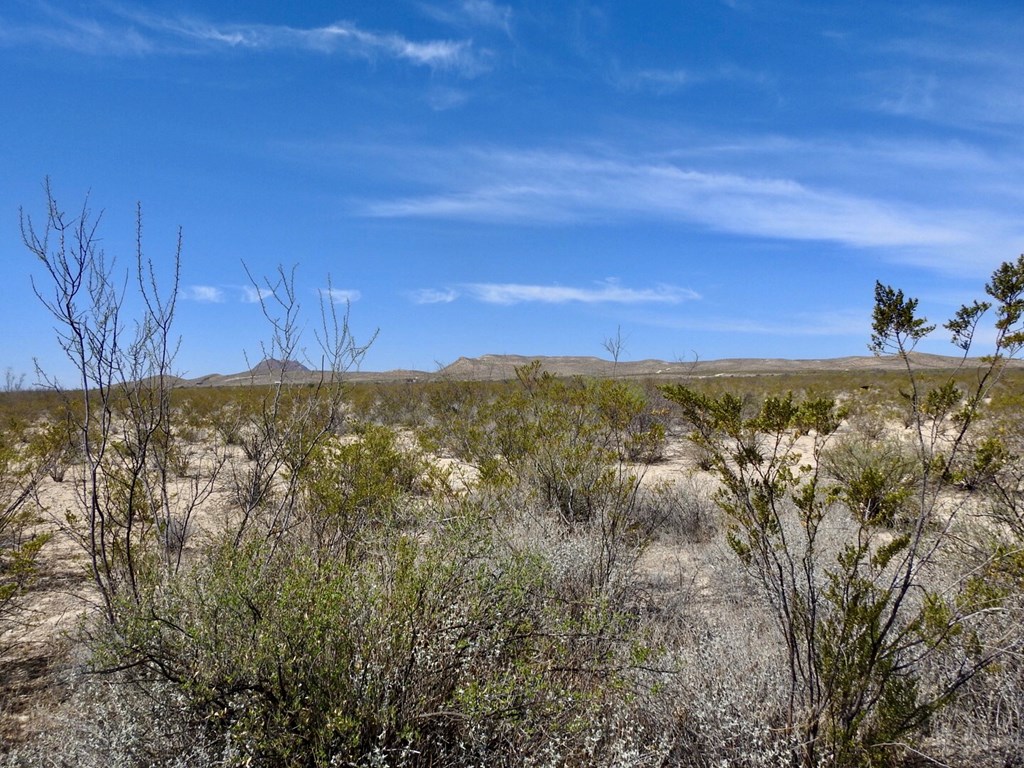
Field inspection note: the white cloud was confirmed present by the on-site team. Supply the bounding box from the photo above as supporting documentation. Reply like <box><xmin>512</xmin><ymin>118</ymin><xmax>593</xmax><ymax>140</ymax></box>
<box><xmin>419</xmin><ymin>1</ymin><xmax>512</xmax><ymax>33</ymax></box>
<box><xmin>2</xmin><ymin>7</ymin><xmax>483</xmax><ymax>72</ymax></box>
<box><xmin>626</xmin><ymin>68</ymin><xmax>697</xmax><ymax>92</ymax></box>
<box><xmin>0</xmin><ymin>4</ymin><xmax>156</xmax><ymax>55</ymax></box>
<box><xmin>858</xmin><ymin>9</ymin><xmax>1024</xmax><ymax>131</ymax></box>
<box><xmin>183</xmin><ymin>285</ymin><xmax>225</xmax><ymax>303</ymax></box>
<box><xmin>461</xmin><ymin>280</ymin><xmax>699</xmax><ymax>305</ymax></box>
<box><xmin>360</xmin><ymin>147</ymin><xmax>968</xmax><ymax>249</ymax></box>
<box><xmin>241</xmin><ymin>285</ymin><xmax>274</xmax><ymax>304</ymax></box>
<box><xmin>630</xmin><ymin>67</ymin><xmax>696</xmax><ymax>90</ymax></box>
<box><xmin>350</xmin><ymin>134</ymin><xmax>1024</xmax><ymax>279</ymax></box>
<box><xmin>613</xmin><ymin>64</ymin><xmax>772</xmax><ymax>95</ymax></box>
<box><xmin>411</xmin><ymin>288</ymin><xmax>460</xmax><ymax>304</ymax></box>
<box><xmin>411</xmin><ymin>280</ymin><xmax>699</xmax><ymax>306</ymax></box>
<box><xmin>460</xmin><ymin>0</ymin><xmax>512</xmax><ymax>30</ymax></box>
<box><xmin>319</xmin><ymin>287</ymin><xmax>361</xmax><ymax>304</ymax></box>
<box><xmin>162</xmin><ymin>16</ymin><xmax>479</xmax><ymax>71</ymax></box>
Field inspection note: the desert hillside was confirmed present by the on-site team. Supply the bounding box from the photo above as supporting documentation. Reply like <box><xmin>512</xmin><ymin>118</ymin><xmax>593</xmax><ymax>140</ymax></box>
<box><xmin>176</xmin><ymin>350</ymin><xmax>1014</xmax><ymax>386</ymax></box>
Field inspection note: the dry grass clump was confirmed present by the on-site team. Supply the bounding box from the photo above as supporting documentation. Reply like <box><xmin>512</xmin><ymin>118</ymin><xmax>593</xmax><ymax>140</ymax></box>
<box><xmin>2</xmin><ymin>675</ymin><xmax>231</xmax><ymax>768</ymax></box>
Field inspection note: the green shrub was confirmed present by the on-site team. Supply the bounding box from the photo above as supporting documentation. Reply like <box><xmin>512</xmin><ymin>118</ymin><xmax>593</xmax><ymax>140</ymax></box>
<box><xmin>822</xmin><ymin>435</ymin><xmax>919</xmax><ymax>527</ymax></box>
<box><xmin>660</xmin><ymin>258</ymin><xmax>1024</xmax><ymax>766</ymax></box>
<box><xmin>98</xmin><ymin>499</ymin><xmax>640</xmax><ymax>767</ymax></box>
<box><xmin>26</xmin><ymin>407</ymin><xmax>81</xmax><ymax>483</ymax></box>
<box><xmin>297</xmin><ymin>424</ymin><xmax>426</xmax><ymax>556</ymax></box>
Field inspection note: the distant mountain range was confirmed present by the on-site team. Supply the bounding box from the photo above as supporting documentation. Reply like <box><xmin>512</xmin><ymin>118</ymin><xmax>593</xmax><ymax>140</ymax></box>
<box><xmin>172</xmin><ymin>352</ymin><xmax>1019</xmax><ymax>387</ymax></box>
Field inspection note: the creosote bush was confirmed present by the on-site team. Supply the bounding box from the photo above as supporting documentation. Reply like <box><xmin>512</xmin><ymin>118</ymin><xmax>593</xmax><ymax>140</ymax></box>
<box><xmin>296</xmin><ymin>423</ymin><xmax>427</xmax><ymax>555</ymax></box>
<box><xmin>821</xmin><ymin>434</ymin><xmax>919</xmax><ymax>527</ymax></box>
<box><xmin>661</xmin><ymin>255</ymin><xmax>1024</xmax><ymax>766</ymax></box>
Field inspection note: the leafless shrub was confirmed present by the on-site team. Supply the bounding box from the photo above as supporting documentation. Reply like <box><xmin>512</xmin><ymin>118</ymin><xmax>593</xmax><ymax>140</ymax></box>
<box><xmin>635</xmin><ymin>477</ymin><xmax>719</xmax><ymax>543</ymax></box>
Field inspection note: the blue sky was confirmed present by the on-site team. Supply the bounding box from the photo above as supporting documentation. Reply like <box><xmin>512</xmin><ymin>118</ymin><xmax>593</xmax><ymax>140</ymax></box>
<box><xmin>2</xmin><ymin>1</ymin><xmax>1023</xmax><ymax>380</ymax></box>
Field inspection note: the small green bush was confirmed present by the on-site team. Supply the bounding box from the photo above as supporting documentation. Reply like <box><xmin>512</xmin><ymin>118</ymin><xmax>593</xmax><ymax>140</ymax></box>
<box><xmin>822</xmin><ymin>435</ymin><xmax>919</xmax><ymax>527</ymax></box>
<box><xmin>297</xmin><ymin>423</ymin><xmax>426</xmax><ymax>556</ymax></box>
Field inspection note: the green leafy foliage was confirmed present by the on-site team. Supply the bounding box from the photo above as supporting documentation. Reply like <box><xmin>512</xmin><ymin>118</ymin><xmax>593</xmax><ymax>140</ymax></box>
<box><xmin>986</xmin><ymin>254</ymin><xmax>1024</xmax><ymax>354</ymax></box>
<box><xmin>823</xmin><ymin>437</ymin><xmax>918</xmax><ymax>527</ymax></box>
<box><xmin>297</xmin><ymin>424</ymin><xmax>426</xmax><ymax>556</ymax></box>
<box><xmin>100</xmin><ymin>500</ymin><xmax>636</xmax><ymax>767</ymax></box>
<box><xmin>870</xmin><ymin>282</ymin><xmax>936</xmax><ymax>356</ymax></box>
<box><xmin>662</xmin><ymin>257</ymin><xmax>1024</xmax><ymax>768</ymax></box>
<box><xmin>26</xmin><ymin>405</ymin><xmax>81</xmax><ymax>482</ymax></box>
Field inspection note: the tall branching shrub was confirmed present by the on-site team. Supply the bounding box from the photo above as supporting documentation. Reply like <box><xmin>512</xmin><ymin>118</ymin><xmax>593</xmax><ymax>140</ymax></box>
<box><xmin>661</xmin><ymin>256</ymin><xmax>1024</xmax><ymax>766</ymax></box>
<box><xmin>21</xmin><ymin>181</ymin><xmax>184</xmax><ymax>622</ymax></box>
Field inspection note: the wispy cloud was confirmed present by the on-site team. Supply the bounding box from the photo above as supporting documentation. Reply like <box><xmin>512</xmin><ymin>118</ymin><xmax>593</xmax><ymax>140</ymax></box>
<box><xmin>411</xmin><ymin>288</ymin><xmax>459</xmax><ymax>304</ymax></box>
<box><xmin>0</xmin><ymin>3</ymin><xmax>156</xmax><ymax>55</ymax></box>
<box><xmin>183</xmin><ymin>285</ymin><xmax>225</xmax><ymax>303</ymax></box>
<box><xmin>1</xmin><ymin>5</ymin><xmax>484</xmax><ymax>72</ymax></box>
<box><xmin>187</xmin><ymin>283</ymin><xmax>315</xmax><ymax>304</ymax></box>
<box><xmin>414</xmin><ymin>280</ymin><xmax>699</xmax><ymax>306</ymax></box>
<box><xmin>425</xmin><ymin>86</ymin><xmax>470</xmax><ymax>111</ymax></box>
<box><xmin>464</xmin><ymin>0</ymin><xmax>512</xmax><ymax>30</ymax></box>
<box><xmin>319</xmin><ymin>288</ymin><xmax>361</xmax><ymax>304</ymax></box>
<box><xmin>719</xmin><ymin>0</ymin><xmax>753</xmax><ymax>11</ymax></box>
<box><xmin>857</xmin><ymin>9</ymin><xmax>1024</xmax><ymax>131</ymax></box>
<box><xmin>625</xmin><ymin>68</ymin><xmax>696</xmax><ymax>92</ymax></box>
<box><xmin>241</xmin><ymin>285</ymin><xmax>274</xmax><ymax>304</ymax></box>
<box><xmin>419</xmin><ymin>1</ymin><xmax>512</xmax><ymax>33</ymax></box>
<box><xmin>614</xmin><ymin>64</ymin><xmax>771</xmax><ymax>95</ymax></box>
<box><xmin>359</xmin><ymin>147</ymin><xmax>970</xmax><ymax>249</ymax></box>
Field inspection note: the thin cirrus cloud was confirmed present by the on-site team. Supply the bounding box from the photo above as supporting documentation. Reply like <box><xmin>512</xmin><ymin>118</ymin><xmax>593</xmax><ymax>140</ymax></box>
<box><xmin>361</xmin><ymin>147</ymin><xmax>967</xmax><ymax>248</ymax></box>
<box><xmin>622</xmin><ymin>68</ymin><xmax>697</xmax><ymax>93</ymax></box>
<box><xmin>413</xmin><ymin>280</ymin><xmax>699</xmax><ymax>306</ymax></box>
<box><xmin>411</xmin><ymin>288</ymin><xmax>460</xmax><ymax>304</ymax></box>
<box><xmin>613</xmin><ymin>64</ymin><xmax>771</xmax><ymax>95</ymax></box>
<box><xmin>0</xmin><ymin>4</ymin><xmax>156</xmax><ymax>55</ymax></box>
<box><xmin>858</xmin><ymin>9</ymin><xmax>1024</xmax><ymax>131</ymax></box>
<box><xmin>1</xmin><ymin>5</ymin><xmax>482</xmax><ymax>72</ymax></box>
<box><xmin>186</xmin><ymin>285</ymin><xmax>283</xmax><ymax>304</ymax></box>
<box><xmin>418</xmin><ymin>0</ymin><xmax>513</xmax><ymax>33</ymax></box>
<box><xmin>426</xmin><ymin>86</ymin><xmax>471</xmax><ymax>111</ymax></box>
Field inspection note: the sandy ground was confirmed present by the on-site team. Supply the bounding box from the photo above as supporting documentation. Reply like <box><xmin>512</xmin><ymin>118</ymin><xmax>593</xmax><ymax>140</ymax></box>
<box><xmin>1</xmin><ymin>476</ymin><xmax>89</xmax><ymax>743</ymax></box>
